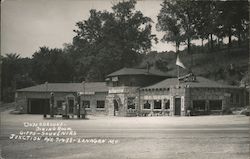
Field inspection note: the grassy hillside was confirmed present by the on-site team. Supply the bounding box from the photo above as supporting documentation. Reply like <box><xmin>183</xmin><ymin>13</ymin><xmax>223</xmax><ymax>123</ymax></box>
<box><xmin>139</xmin><ymin>45</ymin><xmax>249</xmax><ymax>86</ymax></box>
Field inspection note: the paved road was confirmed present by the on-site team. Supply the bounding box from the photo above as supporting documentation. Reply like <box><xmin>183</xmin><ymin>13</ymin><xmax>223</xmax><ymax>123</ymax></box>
<box><xmin>0</xmin><ymin>111</ymin><xmax>249</xmax><ymax>159</ymax></box>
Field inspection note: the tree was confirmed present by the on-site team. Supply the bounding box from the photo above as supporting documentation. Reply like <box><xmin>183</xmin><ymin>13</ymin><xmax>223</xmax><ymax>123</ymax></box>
<box><xmin>157</xmin><ymin>0</ymin><xmax>197</xmax><ymax>69</ymax></box>
<box><xmin>31</xmin><ymin>47</ymin><xmax>74</xmax><ymax>83</ymax></box>
<box><xmin>72</xmin><ymin>0</ymin><xmax>156</xmax><ymax>81</ymax></box>
<box><xmin>1</xmin><ymin>53</ymin><xmax>34</xmax><ymax>102</ymax></box>
<box><xmin>157</xmin><ymin>0</ymin><xmax>249</xmax><ymax>56</ymax></box>
<box><xmin>2</xmin><ymin>53</ymin><xmax>21</xmax><ymax>97</ymax></box>
<box><xmin>230</xmin><ymin>1</ymin><xmax>248</xmax><ymax>47</ymax></box>
<box><xmin>156</xmin><ymin>0</ymin><xmax>184</xmax><ymax>53</ymax></box>
<box><xmin>216</xmin><ymin>0</ymin><xmax>249</xmax><ymax>51</ymax></box>
<box><xmin>193</xmin><ymin>1</ymin><xmax>219</xmax><ymax>52</ymax></box>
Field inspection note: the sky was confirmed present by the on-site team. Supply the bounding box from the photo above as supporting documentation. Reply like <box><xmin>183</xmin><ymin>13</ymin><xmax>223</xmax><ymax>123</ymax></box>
<box><xmin>1</xmin><ymin>0</ymin><xmax>177</xmax><ymax>58</ymax></box>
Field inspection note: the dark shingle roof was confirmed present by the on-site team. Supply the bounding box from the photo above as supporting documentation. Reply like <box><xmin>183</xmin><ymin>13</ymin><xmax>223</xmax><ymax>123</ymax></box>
<box><xmin>141</xmin><ymin>76</ymin><xmax>238</xmax><ymax>90</ymax></box>
<box><xmin>107</xmin><ymin>67</ymin><xmax>170</xmax><ymax>77</ymax></box>
<box><xmin>17</xmin><ymin>82</ymin><xmax>108</xmax><ymax>93</ymax></box>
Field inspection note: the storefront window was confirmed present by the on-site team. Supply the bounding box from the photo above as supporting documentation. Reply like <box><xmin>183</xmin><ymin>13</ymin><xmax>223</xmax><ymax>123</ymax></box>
<box><xmin>127</xmin><ymin>97</ymin><xmax>135</xmax><ymax>109</ymax></box>
<box><xmin>230</xmin><ymin>93</ymin><xmax>234</xmax><ymax>103</ymax></box>
<box><xmin>236</xmin><ymin>94</ymin><xmax>240</xmax><ymax>103</ymax></box>
<box><xmin>193</xmin><ymin>100</ymin><xmax>206</xmax><ymax>111</ymax></box>
<box><xmin>246</xmin><ymin>92</ymin><xmax>249</xmax><ymax>105</ymax></box>
<box><xmin>154</xmin><ymin>100</ymin><xmax>162</xmax><ymax>109</ymax></box>
<box><xmin>164</xmin><ymin>100</ymin><xmax>170</xmax><ymax>109</ymax></box>
<box><xmin>82</xmin><ymin>100</ymin><xmax>90</xmax><ymax>108</ymax></box>
<box><xmin>97</xmin><ymin>100</ymin><xmax>105</xmax><ymax>109</ymax></box>
<box><xmin>209</xmin><ymin>100</ymin><xmax>222</xmax><ymax>110</ymax></box>
<box><xmin>143</xmin><ymin>101</ymin><xmax>151</xmax><ymax>109</ymax></box>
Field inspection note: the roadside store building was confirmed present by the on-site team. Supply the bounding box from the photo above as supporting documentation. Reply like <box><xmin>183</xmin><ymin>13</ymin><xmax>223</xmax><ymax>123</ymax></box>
<box><xmin>15</xmin><ymin>82</ymin><xmax>109</xmax><ymax>115</ymax></box>
<box><xmin>139</xmin><ymin>75</ymin><xmax>245</xmax><ymax>116</ymax></box>
<box><xmin>15</xmin><ymin>68</ymin><xmax>248</xmax><ymax>116</ymax></box>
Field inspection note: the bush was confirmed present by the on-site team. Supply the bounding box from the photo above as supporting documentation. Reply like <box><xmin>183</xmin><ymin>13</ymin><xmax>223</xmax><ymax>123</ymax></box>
<box><xmin>239</xmin><ymin>106</ymin><xmax>250</xmax><ymax>116</ymax></box>
<box><xmin>222</xmin><ymin>108</ymin><xmax>233</xmax><ymax>115</ymax></box>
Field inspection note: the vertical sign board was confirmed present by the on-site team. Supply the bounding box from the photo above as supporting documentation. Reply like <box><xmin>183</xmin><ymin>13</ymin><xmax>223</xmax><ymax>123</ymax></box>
<box><xmin>181</xmin><ymin>96</ymin><xmax>185</xmax><ymax>111</ymax></box>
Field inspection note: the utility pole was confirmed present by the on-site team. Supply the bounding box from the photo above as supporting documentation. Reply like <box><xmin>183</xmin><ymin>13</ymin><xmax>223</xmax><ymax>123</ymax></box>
<box><xmin>50</xmin><ymin>92</ymin><xmax>54</xmax><ymax>118</ymax></box>
<box><xmin>248</xmin><ymin>2</ymin><xmax>250</xmax><ymax>106</ymax></box>
<box><xmin>0</xmin><ymin>3</ymin><xmax>2</xmax><ymax>104</ymax></box>
<box><xmin>77</xmin><ymin>92</ymin><xmax>81</xmax><ymax>119</ymax></box>
<box><xmin>82</xmin><ymin>81</ymin><xmax>86</xmax><ymax>119</ymax></box>
<box><xmin>43</xmin><ymin>82</ymin><xmax>48</xmax><ymax>118</ymax></box>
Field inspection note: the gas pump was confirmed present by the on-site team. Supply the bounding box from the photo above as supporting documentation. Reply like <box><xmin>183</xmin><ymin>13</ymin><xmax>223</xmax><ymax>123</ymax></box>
<box><xmin>81</xmin><ymin>102</ymin><xmax>86</xmax><ymax>119</ymax></box>
<box><xmin>62</xmin><ymin>101</ymin><xmax>68</xmax><ymax>119</ymax></box>
<box><xmin>44</xmin><ymin>82</ymin><xmax>48</xmax><ymax>118</ymax></box>
<box><xmin>77</xmin><ymin>92</ymin><xmax>81</xmax><ymax>119</ymax></box>
<box><xmin>76</xmin><ymin>92</ymin><xmax>86</xmax><ymax>119</ymax></box>
<box><xmin>50</xmin><ymin>92</ymin><xmax>54</xmax><ymax>118</ymax></box>
<box><xmin>43</xmin><ymin>103</ymin><xmax>47</xmax><ymax>118</ymax></box>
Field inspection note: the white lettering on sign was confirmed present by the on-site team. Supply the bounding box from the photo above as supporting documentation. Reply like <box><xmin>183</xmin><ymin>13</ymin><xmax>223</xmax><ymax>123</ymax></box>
<box><xmin>109</xmin><ymin>88</ymin><xmax>125</xmax><ymax>93</ymax></box>
<box><xmin>9</xmin><ymin>122</ymin><xmax>120</xmax><ymax>144</ymax></box>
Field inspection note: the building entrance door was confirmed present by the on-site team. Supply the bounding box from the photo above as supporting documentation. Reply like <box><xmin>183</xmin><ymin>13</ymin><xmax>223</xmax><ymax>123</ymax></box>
<box><xmin>174</xmin><ymin>98</ymin><xmax>181</xmax><ymax>115</ymax></box>
<box><xmin>68</xmin><ymin>99</ymin><xmax>74</xmax><ymax>114</ymax></box>
<box><xmin>114</xmin><ymin>100</ymin><xmax>119</xmax><ymax>116</ymax></box>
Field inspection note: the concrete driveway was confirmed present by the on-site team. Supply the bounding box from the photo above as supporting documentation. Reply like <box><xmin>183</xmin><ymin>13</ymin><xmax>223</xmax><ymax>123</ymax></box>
<box><xmin>1</xmin><ymin>110</ymin><xmax>249</xmax><ymax>159</ymax></box>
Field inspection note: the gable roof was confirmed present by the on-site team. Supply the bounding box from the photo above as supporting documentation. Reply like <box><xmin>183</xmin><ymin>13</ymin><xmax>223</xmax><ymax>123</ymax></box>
<box><xmin>17</xmin><ymin>82</ymin><xmax>108</xmax><ymax>93</ymax></box>
<box><xmin>141</xmin><ymin>76</ymin><xmax>238</xmax><ymax>90</ymax></box>
<box><xmin>107</xmin><ymin>67</ymin><xmax>170</xmax><ymax>77</ymax></box>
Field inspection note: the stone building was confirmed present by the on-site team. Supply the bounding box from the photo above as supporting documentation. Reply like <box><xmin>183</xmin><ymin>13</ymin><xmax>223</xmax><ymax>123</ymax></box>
<box><xmin>139</xmin><ymin>76</ymin><xmax>246</xmax><ymax>116</ymax></box>
<box><xmin>15</xmin><ymin>68</ymin><xmax>248</xmax><ymax>116</ymax></box>
<box><xmin>105</xmin><ymin>68</ymin><xmax>170</xmax><ymax>116</ymax></box>
<box><xmin>16</xmin><ymin>82</ymin><xmax>109</xmax><ymax>115</ymax></box>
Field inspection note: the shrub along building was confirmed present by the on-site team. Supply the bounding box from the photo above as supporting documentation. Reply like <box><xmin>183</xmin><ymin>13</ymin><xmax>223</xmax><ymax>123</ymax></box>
<box><xmin>15</xmin><ymin>68</ymin><xmax>248</xmax><ymax>116</ymax></box>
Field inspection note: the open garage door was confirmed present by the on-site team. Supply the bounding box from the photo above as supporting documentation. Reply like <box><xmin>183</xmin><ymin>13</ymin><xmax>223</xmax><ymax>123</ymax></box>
<box><xmin>28</xmin><ymin>99</ymin><xmax>50</xmax><ymax>114</ymax></box>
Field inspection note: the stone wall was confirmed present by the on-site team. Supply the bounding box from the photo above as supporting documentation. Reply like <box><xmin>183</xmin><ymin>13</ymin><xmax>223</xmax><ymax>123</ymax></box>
<box><xmin>139</xmin><ymin>86</ymin><xmax>245</xmax><ymax>116</ymax></box>
<box><xmin>16</xmin><ymin>92</ymin><xmax>49</xmax><ymax>113</ymax></box>
<box><xmin>15</xmin><ymin>96</ymin><xmax>28</xmax><ymax>113</ymax></box>
<box><xmin>16</xmin><ymin>91</ymin><xmax>108</xmax><ymax>115</ymax></box>
<box><xmin>107</xmin><ymin>86</ymin><xmax>139</xmax><ymax>116</ymax></box>
<box><xmin>140</xmin><ymin>86</ymin><xmax>186</xmax><ymax>116</ymax></box>
<box><xmin>187</xmin><ymin>87</ymin><xmax>245</xmax><ymax>115</ymax></box>
<box><xmin>81</xmin><ymin>92</ymin><xmax>108</xmax><ymax>115</ymax></box>
<box><xmin>106</xmin><ymin>93</ymin><xmax>126</xmax><ymax>116</ymax></box>
<box><xmin>16</xmin><ymin>85</ymin><xmax>246</xmax><ymax>116</ymax></box>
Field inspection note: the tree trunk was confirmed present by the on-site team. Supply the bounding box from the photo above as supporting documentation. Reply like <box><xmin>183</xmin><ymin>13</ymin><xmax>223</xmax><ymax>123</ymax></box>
<box><xmin>176</xmin><ymin>42</ymin><xmax>179</xmax><ymax>78</ymax></box>
<box><xmin>216</xmin><ymin>38</ymin><xmax>218</xmax><ymax>49</ymax></box>
<box><xmin>201</xmin><ymin>38</ymin><xmax>204</xmax><ymax>53</ymax></box>
<box><xmin>219</xmin><ymin>38</ymin><xmax>223</xmax><ymax>50</ymax></box>
<box><xmin>176</xmin><ymin>42</ymin><xmax>179</xmax><ymax>54</ymax></box>
<box><xmin>187</xmin><ymin>38</ymin><xmax>192</xmax><ymax>69</ymax></box>
<box><xmin>228</xmin><ymin>27</ymin><xmax>232</xmax><ymax>53</ymax></box>
<box><xmin>238</xmin><ymin>27</ymin><xmax>241</xmax><ymax>47</ymax></box>
<box><xmin>217</xmin><ymin>38</ymin><xmax>220</xmax><ymax>50</ymax></box>
<box><xmin>210</xmin><ymin>33</ymin><xmax>214</xmax><ymax>52</ymax></box>
<box><xmin>207</xmin><ymin>35</ymin><xmax>210</xmax><ymax>51</ymax></box>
